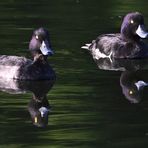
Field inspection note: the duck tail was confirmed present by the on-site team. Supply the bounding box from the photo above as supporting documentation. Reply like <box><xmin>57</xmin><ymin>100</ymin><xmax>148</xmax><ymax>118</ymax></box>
<box><xmin>81</xmin><ymin>43</ymin><xmax>91</xmax><ymax>50</ymax></box>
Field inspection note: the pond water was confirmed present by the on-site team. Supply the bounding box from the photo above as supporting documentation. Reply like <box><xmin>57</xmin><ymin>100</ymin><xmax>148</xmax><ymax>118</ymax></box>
<box><xmin>0</xmin><ymin>0</ymin><xmax>148</xmax><ymax>147</ymax></box>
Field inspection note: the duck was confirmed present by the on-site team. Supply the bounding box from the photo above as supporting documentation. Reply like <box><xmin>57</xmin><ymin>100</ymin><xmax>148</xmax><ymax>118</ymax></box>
<box><xmin>95</xmin><ymin>57</ymin><xmax>148</xmax><ymax>71</ymax></box>
<box><xmin>28</xmin><ymin>94</ymin><xmax>51</xmax><ymax>127</ymax></box>
<box><xmin>82</xmin><ymin>12</ymin><xmax>148</xmax><ymax>59</ymax></box>
<box><xmin>0</xmin><ymin>27</ymin><xmax>55</xmax><ymax>80</ymax></box>
<box><xmin>120</xmin><ymin>70</ymin><xmax>148</xmax><ymax>103</ymax></box>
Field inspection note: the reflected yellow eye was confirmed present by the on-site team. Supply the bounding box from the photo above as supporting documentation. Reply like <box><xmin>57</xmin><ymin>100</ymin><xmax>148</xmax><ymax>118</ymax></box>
<box><xmin>130</xmin><ymin>20</ymin><xmax>134</xmax><ymax>24</ymax></box>
<box><xmin>34</xmin><ymin>117</ymin><xmax>38</xmax><ymax>123</ymax></box>
<box><xmin>129</xmin><ymin>90</ymin><xmax>133</xmax><ymax>95</ymax></box>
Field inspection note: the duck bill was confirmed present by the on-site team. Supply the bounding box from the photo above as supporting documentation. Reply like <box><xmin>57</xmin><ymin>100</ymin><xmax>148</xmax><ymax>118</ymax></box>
<box><xmin>136</xmin><ymin>25</ymin><xmax>148</xmax><ymax>38</ymax></box>
<box><xmin>39</xmin><ymin>106</ymin><xmax>49</xmax><ymax>118</ymax></box>
<box><xmin>40</xmin><ymin>40</ymin><xmax>54</xmax><ymax>56</ymax></box>
<box><xmin>135</xmin><ymin>80</ymin><xmax>148</xmax><ymax>90</ymax></box>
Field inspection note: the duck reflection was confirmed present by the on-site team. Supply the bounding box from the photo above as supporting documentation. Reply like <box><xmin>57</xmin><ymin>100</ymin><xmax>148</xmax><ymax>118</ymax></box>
<box><xmin>120</xmin><ymin>71</ymin><xmax>148</xmax><ymax>103</ymax></box>
<box><xmin>95</xmin><ymin>58</ymin><xmax>148</xmax><ymax>103</ymax></box>
<box><xmin>0</xmin><ymin>79</ymin><xmax>55</xmax><ymax>127</ymax></box>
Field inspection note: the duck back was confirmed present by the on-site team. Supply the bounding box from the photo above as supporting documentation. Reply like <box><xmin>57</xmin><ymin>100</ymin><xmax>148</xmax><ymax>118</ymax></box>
<box><xmin>89</xmin><ymin>34</ymin><xmax>145</xmax><ymax>59</ymax></box>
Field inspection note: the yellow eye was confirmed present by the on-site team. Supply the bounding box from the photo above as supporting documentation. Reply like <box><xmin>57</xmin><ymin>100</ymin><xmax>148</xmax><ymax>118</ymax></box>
<box><xmin>35</xmin><ymin>35</ymin><xmax>39</xmax><ymax>39</ymax></box>
<box><xmin>129</xmin><ymin>90</ymin><xmax>133</xmax><ymax>95</ymax></box>
<box><xmin>34</xmin><ymin>117</ymin><xmax>38</xmax><ymax>123</ymax></box>
<box><xmin>130</xmin><ymin>20</ymin><xmax>134</xmax><ymax>24</ymax></box>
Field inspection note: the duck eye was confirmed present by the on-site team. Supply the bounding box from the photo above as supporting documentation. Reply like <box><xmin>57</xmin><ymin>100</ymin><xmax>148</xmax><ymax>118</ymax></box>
<box><xmin>34</xmin><ymin>117</ymin><xmax>38</xmax><ymax>123</ymax></box>
<box><xmin>35</xmin><ymin>35</ymin><xmax>39</xmax><ymax>40</ymax></box>
<box><xmin>130</xmin><ymin>20</ymin><xmax>134</xmax><ymax>24</ymax></box>
<box><xmin>129</xmin><ymin>90</ymin><xmax>133</xmax><ymax>95</ymax></box>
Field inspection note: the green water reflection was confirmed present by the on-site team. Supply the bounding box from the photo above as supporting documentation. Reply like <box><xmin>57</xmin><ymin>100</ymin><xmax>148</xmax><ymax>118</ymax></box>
<box><xmin>1</xmin><ymin>0</ymin><xmax>148</xmax><ymax>147</ymax></box>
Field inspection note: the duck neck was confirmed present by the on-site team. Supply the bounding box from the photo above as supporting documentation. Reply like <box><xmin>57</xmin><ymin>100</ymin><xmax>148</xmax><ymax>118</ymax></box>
<box><xmin>32</xmin><ymin>94</ymin><xmax>47</xmax><ymax>102</ymax></box>
<box><xmin>121</xmin><ymin>32</ymin><xmax>140</xmax><ymax>43</ymax></box>
<box><xmin>33</xmin><ymin>54</ymin><xmax>48</xmax><ymax>64</ymax></box>
<box><xmin>121</xmin><ymin>26</ymin><xmax>140</xmax><ymax>43</ymax></box>
<box><xmin>30</xmin><ymin>50</ymin><xmax>48</xmax><ymax>63</ymax></box>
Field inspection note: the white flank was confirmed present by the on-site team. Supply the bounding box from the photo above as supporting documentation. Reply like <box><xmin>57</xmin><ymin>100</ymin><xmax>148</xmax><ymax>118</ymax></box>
<box><xmin>93</xmin><ymin>48</ymin><xmax>112</xmax><ymax>60</ymax></box>
<box><xmin>0</xmin><ymin>65</ymin><xmax>19</xmax><ymax>79</ymax></box>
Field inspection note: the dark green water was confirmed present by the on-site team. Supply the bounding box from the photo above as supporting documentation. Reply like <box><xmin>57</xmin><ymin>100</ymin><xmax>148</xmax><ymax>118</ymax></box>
<box><xmin>0</xmin><ymin>0</ymin><xmax>148</xmax><ymax>147</ymax></box>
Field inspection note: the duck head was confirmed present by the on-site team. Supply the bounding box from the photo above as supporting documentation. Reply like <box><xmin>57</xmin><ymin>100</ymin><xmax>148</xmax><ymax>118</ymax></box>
<box><xmin>29</xmin><ymin>27</ymin><xmax>54</xmax><ymax>61</ymax></box>
<box><xmin>120</xmin><ymin>71</ymin><xmax>148</xmax><ymax>103</ymax></box>
<box><xmin>28</xmin><ymin>94</ymin><xmax>51</xmax><ymax>128</ymax></box>
<box><xmin>121</xmin><ymin>12</ymin><xmax>148</xmax><ymax>42</ymax></box>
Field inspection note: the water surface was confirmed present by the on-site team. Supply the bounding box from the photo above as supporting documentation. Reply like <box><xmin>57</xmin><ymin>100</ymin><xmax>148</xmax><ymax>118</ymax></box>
<box><xmin>0</xmin><ymin>0</ymin><xmax>148</xmax><ymax>147</ymax></box>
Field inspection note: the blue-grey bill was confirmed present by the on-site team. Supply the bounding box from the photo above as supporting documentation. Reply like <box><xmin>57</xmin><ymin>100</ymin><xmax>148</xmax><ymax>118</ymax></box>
<box><xmin>39</xmin><ymin>107</ymin><xmax>49</xmax><ymax>117</ymax></box>
<box><xmin>40</xmin><ymin>40</ymin><xmax>54</xmax><ymax>56</ymax></box>
<box><xmin>136</xmin><ymin>25</ymin><xmax>148</xmax><ymax>38</ymax></box>
<box><xmin>135</xmin><ymin>80</ymin><xmax>148</xmax><ymax>90</ymax></box>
